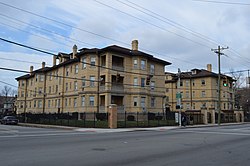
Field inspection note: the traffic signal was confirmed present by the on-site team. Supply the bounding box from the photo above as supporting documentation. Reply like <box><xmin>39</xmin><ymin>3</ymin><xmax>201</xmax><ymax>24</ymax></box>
<box><xmin>223</xmin><ymin>80</ymin><xmax>227</xmax><ymax>87</ymax></box>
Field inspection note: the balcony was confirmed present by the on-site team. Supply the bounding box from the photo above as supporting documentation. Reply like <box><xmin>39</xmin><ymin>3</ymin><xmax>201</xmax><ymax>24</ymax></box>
<box><xmin>111</xmin><ymin>84</ymin><xmax>124</xmax><ymax>93</ymax></box>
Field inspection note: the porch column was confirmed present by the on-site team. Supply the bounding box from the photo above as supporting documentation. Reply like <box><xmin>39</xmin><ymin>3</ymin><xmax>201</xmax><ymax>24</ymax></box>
<box><xmin>211</xmin><ymin>110</ymin><xmax>216</xmax><ymax>124</ymax></box>
<box><xmin>201</xmin><ymin>109</ymin><xmax>208</xmax><ymax>124</ymax></box>
<box><xmin>109</xmin><ymin>104</ymin><xmax>117</xmax><ymax>129</ymax></box>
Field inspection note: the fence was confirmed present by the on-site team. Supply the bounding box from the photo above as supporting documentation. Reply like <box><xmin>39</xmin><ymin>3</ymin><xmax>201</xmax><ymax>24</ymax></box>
<box><xmin>17</xmin><ymin>111</ymin><xmax>180</xmax><ymax>128</ymax></box>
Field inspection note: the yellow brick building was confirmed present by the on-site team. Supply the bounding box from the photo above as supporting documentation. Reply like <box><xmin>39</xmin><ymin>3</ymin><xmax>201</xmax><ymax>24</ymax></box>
<box><xmin>16</xmin><ymin>40</ymin><xmax>171</xmax><ymax>114</ymax></box>
<box><xmin>165</xmin><ymin>64</ymin><xmax>243</xmax><ymax>123</ymax></box>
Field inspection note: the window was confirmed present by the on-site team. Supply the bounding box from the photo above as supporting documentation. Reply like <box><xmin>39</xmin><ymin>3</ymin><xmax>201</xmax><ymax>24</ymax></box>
<box><xmin>141</xmin><ymin>78</ymin><xmax>145</xmax><ymax>87</ymax></box>
<box><xmin>40</xmin><ymin>75</ymin><xmax>44</xmax><ymax>82</ymax></box>
<box><xmin>192</xmin><ymin>80</ymin><xmax>195</xmax><ymax>86</ymax></box>
<box><xmin>75</xmin><ymin>65</ymin><xmax>79</xmax><ymax>74</ymax></box>
<box><xmin>150</xmin><ymin>81</ymin><xmax>155</xmax><ymax>90</ymax></box>
<box><xmin>141</xmin><ymin>60</ymin><xmax>146</xmax><ymax>70</ymax></box>
<box><xmin>34</xmin><ymin>100</ymin><xmax>36</xmax><ymax>108</ymax></box>
<box><xmin>22</xmin><ymin>80</ymin><xmax>25</xmax><ymax>86</ymax></box>
<box><xmin>223</xmin><ymin>92</ymin><xmax>226</xmax><ymax>98</ymax></box>
<box><xmin>34</xmin><ymin>88</ymin><xmax>37</xmax><ymax>97</ymax></box>
<box><xmin>141</xmin><ymin>97</ymin><xmax>146</xmax><ymax>108</ymax></box>
<box><xmin>74</xmin><ymin>81</ymin><xmax>78</xmax><ymax>91</ymax></box>
<box><xmin>65</xmin><ymin>98</ymin><xmax>67</xmax><ymax>107</ymax></box>
<box><xmin>192</xmin><ymin>91</ymin><xmax>195</xmax><ymax>97</ymax></box>
<box><xmin>201</xmin><ymin>91</ymin><xmax>206</xmax><ymax>98</ymax></box>
<box><xmin>186</xmin><ymin>91</ymin><xmax>189</xmax><ymax>98</ymax></box>
<box><xmin>133</xmin><ymin>77</ymin><xmax>138</xmax><ymax>86</ymax></box>
<box><xmin>90</xmin><ymin>57</ymin><xmax>96</xmax><ymax>67</ymax></box>
<box><xmin>74</xmin><ymin>98</ymin><xmax>77</xmax><ymax>108</ymax></box>
<box><xmin>180</xmin><ymin>81</ymin><xmax>183</xmax><ymax>86</ymax></box>
<box><xmin>55</xmin><ymin>85</ymin><xmax>58</xmax><ymax>93</ymax></box>
<box><xmin>192</xmin><ymin>103</ymin><xmax>195</xmax><ymax>109</ymax></box>
<box><xmin>186</xmin><ymin>103</ymin><xmax>190</xmax><ymax>110</ymax></box>
<box><xmin>82</xmin><ymin>77</ymin><xmax>86</xmax><ymax>87</ymax></box>
<box><xmin>201</xmin><ymin>79</ymin><xmax>206</xmax><ymax>85</ymax></box>
<box><xmin>65</xmin><ymin>83</ymin><xmax>68</xmax><ymax>92</ymax></box>
<box><xmin>21</xmin><ymin>91</ymin><xmax>24</xmax><ymax>97</ymax></box>
<box><xmin>133</xmin><ymin>97</ymin><xmax>138</xmax><ymax>106</ymax></box>
<box><xmin>185</xmin><ymin>80</ymin><xmax>189</xmax><ymax>87</ymax></box>
<box><xmin>38</xmin><ymin>100</ymin><xmax>42</xmax><ymax>108</ymax></box>
<box><xmin>48</xmin><ymin>100</ymin><xmax>51</xmax><ymax>108</ymax></box>
<box><xmin>133</xmin><ymin>59</ymin><xmax>138</xmax><ymax>68</ymax></box>
<box><xmin>150</xmin><ymin>64</ymin><xmax>155</xmax><ymax>74</ymax></box>
<box><xmin>49</xmin><ymin>86</ymin><xmax>51</xmax><ymax>94</ymax></box>
<box><xmin>202</xmin><ymin>103</ymin><xmax>206</xmax><ymax>108</ymax></box>
<box><xmin>90</xmin><ymin>76</ymin><xmax>95</xmax><ymax>87</ymax></box>
<box><xmin>49</xmin><ymin>72</ymin><xmax>52</xmax><ymax>80</ymax></box>
<box><xmin>224</xmin><ymin>103</ymin><xmax>226</xmax><ymax>109</ymax></box>
<box><xmin>38</xmin><ymin>87</ymin><xmax>42</xmax><ymax>95</ymax></box>
<box><xmin>55</xmin><ymin>99</ymin><xmax>57</xmax><ymax>108</ymax></box>
<box><xmin>89</xmin><ymin>96</ymin><xmax>94</xmax><ymax>106</ymax></box>
<box><xmin>82</xmin><ymin>57</ymin><xmax>86</xmax><ymax>69</ymax></box>
<box><xmin>81</xmin><ymin>96</ymin><xmax>85</xmax><ymax>107</ymax></box>
<box><xmin>151</xmin><ymin>97</ymin><xmax>155</xmax><ymax>107</ymax></box>
<box><xmin>36</xmin><ymin>75</ymin><xmax>38</xmax><ymax>82</ymax></box>
<box><xmin>66</xmin><ymin>67</ymin><xmax>69</xmax><ymax>76</ymax></box>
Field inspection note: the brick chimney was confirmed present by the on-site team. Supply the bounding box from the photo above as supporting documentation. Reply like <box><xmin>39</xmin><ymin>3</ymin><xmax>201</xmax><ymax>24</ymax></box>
<box><xmin>30</xmin><ymin>66</ymin><xmax>33</xmax><ymax>74</ymax></box>
<box><xmin>53</xmin><ymin>55</ymin><xmax>57</xmax><ymax>66</ymax></box>
<box><xmin>207</xmin><ymin>64</ymin><xmax>212</xmax><ymax>72</ymax></box>
<box><xmin>131</xmin><ymin>40</ymin><xmax>138</xmax><ymax>51</ymax></box>
<box><xmin>42</xmin><ymin>62</ymin><xmax>45</xmax><ymax>68</ymax></box>
<box><xmin>72</xmin><ymin>44</ymin><xmax>77</xmax><ymax>59</ymax></box>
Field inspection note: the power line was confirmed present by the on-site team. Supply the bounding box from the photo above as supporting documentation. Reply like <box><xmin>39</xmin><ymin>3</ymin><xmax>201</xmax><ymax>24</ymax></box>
<box><xmin>0</xmin><ymin>1</ymin><xmax>205</xmax><ymax>68</ymax></box>
<box><xmin>94</xmin><ymin>0</ymin><xmax>211</xmax><ymax>49</ymax></box>
<box><xmin>0</xmin><ymin>37</ymin><xmax>57</xmax><ymax>56</ymax></box>
<box><xmin>192</xmin><ymin>0</ymin><xmax>250</xmax><ymax>6</ymax></box>
<box><xmin>118</xmin><ymin>0</ymin><xmax>220</xmax><ymax>47</ymax></box>
<box><xmin>0</xmin><ymin>13</ymin><xmax>96</xmax><ymax>48</ymax></box>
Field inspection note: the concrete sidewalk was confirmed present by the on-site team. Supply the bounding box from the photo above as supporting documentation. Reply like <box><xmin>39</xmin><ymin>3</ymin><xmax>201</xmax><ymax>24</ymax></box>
<box><xmin>19</xmin><ymin>122</ymin><xmax>247</xmax><ymax>133</ymax></box>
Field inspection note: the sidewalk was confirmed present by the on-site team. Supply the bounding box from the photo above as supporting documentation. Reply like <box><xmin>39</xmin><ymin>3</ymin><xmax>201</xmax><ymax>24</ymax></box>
<box><xmin>19</xmin><ymin>122</ymin><xmax>247</xmax><ymax>133</ymax></box>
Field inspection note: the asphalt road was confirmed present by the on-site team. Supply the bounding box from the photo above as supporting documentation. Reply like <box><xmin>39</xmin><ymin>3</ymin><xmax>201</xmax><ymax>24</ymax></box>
<box><xmin>0</xmin><ymin>124</ymin><xmax>250</xmax><ymax>166</ymax></box>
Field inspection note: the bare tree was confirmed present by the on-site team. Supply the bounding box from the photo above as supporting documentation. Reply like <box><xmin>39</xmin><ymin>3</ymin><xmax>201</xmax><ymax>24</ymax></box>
<box><xmin>228</xmin><ymin>68</ymin><xmax>244</xmax><ymax>89</ymax></box>
<box><xmin>0</xmin><ymin>86</ymin><xmax>16</xmax><ymax>103</ymax></box>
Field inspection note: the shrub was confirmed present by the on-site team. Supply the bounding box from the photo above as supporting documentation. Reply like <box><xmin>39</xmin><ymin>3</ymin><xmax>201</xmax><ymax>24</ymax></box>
<box><xmin>155</xmin><ymin>115</ymin><xmax>163</xmax><ymax>120</ymax></box>
<box><xmin>96</xmin><ymin>113</ymin><xmax>107</xmax><ymax>121</ymax></box>
<box><xmin>127</xmin><ymin>115</ymin><xmax>135</xmax><ymax>121</ymax></box>
<box><xmin>148</xmin><ymin>112</ymin><xmax>155</xmax><ymax>120</ymax></box>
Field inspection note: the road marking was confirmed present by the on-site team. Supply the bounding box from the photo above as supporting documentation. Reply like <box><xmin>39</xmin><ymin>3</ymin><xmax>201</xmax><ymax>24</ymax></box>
<box><xmin>176</xmin><ymin>130</ymin><xmax>250</xmax><ymax>136</ymax></box>
<box><xmin>0</xmin><ymin>131</ymin><xmax>98</xmax><ymax>138</ymax></box>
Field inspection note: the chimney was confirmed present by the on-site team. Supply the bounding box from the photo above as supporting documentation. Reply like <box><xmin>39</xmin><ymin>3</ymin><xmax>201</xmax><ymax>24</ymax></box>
<box><xmin>42</xmin><ymin>62</ymin><xmax>45</xmax><ymax>68</ymax></box>
<box><xmin>30</xmin><ymin>66</ymin><xmax>33</xmax><ymax>74</ymax></box>
<box><xmin>131</xmin><ymin>40</ymin><xmax>138</xmax><ymax>51</ymax></box>
<box><xmin>72</xmin><ymin>44</ymin><xmax>77</xmax><ymax>59</ymax></box>
<box><xmin>53</xmin><ymin>55</ymin><xmax>57</xmax><ymax>66</ymax></box>
<box><xmin>207</xmin><ymin>64</ymin><xmax>212</xmax><ymax>72</ymax></box>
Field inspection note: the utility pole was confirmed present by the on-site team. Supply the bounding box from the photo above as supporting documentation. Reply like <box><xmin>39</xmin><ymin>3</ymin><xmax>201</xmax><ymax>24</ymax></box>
<box><xmin>211</xmin><ymin>46</ymin><xmax>229</xmax><ymax>125</ymax></box>
<box><xmin>177</xmin><ymin>68</ymin><xmax>182</xmax><ymax>126</ymax></box>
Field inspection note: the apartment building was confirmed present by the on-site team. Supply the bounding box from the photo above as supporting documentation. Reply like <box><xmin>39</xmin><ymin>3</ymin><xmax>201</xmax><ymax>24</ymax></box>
<box><xmin>165</xmin><ymin>64</ymin><xmax>243</xmax><ymax>123</ymax></box>
<box><xmin>16</xmin><ymin>40</ymin><xmax>171</xmax><ymax>114</ymax></box>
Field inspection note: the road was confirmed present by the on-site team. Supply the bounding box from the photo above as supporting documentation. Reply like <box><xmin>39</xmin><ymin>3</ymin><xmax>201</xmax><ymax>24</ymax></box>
<box><xmin>0</xmin><ymin>124</ymin><xmax>250</xmax><ymax>166</ymax></box>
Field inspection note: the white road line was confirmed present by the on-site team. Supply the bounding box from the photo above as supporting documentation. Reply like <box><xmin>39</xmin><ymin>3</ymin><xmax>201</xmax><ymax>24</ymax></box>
<box><xmin>176</xmin><ymin>130</ymin><xmax>250</xmax><ymax>136</ymax></box>
<box><xmin>0</xmin><ymin>132</ymin><xmax>96</xmax><ymax>138</ymax></box>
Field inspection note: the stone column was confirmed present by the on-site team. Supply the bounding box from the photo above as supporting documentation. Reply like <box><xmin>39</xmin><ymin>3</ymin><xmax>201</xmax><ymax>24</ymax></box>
<box><xmin>201</xmin><ymin>109</ymin><xmax>208</xmax><ymax>124</ymax></box>
<box><xmin>211</xmin><ymin>110</ymin><xmax>216</xmax><ymax>124</ymax></box>
<box><xmin>109</xmin><ymin>104</ymin><xmax>117</xmax><ymax>129</ymax></box>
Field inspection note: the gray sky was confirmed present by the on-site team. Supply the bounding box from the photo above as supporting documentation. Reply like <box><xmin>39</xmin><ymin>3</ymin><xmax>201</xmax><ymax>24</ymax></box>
<box><xmin>0</xmin><ymin>0</ymin><xmax>250</xmax><ymax>91</ymax></box>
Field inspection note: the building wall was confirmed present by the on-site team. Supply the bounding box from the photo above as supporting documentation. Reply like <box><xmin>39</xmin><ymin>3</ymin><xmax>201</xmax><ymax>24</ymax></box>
<box><xmin>165</xmin><ymin>73</ymin><xmax>235</xmax><ymax>113</ymax></box>
<box><xmin>16</xmin><ymin>49</ymin><xmax>167</xmax><ymax>114</ymax></box>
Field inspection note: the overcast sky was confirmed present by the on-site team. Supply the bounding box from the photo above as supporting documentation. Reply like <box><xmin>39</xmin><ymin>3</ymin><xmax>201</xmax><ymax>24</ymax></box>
<box><xmin>0</xmin><ymin>0</ymin><xmax>250</xmax><ymax>91</ymax></box>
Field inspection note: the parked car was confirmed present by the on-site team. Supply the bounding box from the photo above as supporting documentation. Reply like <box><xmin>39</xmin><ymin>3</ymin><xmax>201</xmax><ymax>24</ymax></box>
<box><xmin>0</xmin><ymin>116</ymin><xmax>18</xmax><ymax>125</ymax></box>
